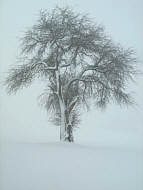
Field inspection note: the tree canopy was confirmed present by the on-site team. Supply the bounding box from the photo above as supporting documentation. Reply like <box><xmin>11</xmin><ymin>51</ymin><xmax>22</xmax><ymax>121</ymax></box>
<box><xmin>5</xmin><ymin>7</ymin><xmax>138</xmax><ymax>142</ymax></box>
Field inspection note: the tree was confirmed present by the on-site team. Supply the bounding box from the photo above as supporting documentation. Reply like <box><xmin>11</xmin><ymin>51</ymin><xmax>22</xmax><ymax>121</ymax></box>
<box><xmin>5</xmin><ymin>7</ymin><xmax>137</xmax><ymax>142</ymax></box>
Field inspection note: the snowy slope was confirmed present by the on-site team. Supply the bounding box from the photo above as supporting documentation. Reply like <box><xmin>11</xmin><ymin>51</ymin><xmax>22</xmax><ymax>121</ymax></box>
<box><xmin>0</xmin><ymin>142</ymin><xmax>143</xmax><ymax>190</ymax></box>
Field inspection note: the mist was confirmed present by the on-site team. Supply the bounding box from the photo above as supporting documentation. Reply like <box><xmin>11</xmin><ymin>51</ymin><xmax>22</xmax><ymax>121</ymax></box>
<box><xmin>0</xmin><ymin>0</ymin><xmax>143</xmax><ymax>149</ymax></box>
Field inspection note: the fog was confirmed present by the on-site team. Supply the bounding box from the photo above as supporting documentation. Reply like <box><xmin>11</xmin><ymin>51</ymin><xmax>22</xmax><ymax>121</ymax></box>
<box><xmin>0</xmin><ymin>0</ymin><xmax>143</xmax><ymax>149</ymax></box>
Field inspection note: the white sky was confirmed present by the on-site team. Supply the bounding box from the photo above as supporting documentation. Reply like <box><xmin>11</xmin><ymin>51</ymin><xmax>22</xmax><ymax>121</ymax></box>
<box><xmin>0</xmin><ymin>0</ymin><xmax>143</xmax><ymax>148</ymax></box>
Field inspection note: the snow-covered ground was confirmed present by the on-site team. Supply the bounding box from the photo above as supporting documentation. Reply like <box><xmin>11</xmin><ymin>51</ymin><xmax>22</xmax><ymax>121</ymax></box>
<box><xmin>0</xmin><ymin>142</ymin><xmax>143</xmax><ymax>190</ymax></box>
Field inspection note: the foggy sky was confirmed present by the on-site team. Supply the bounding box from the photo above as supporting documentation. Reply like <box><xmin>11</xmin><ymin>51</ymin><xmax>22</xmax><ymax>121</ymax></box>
<box><xmin>0</xmin><ymin>0</ymin><xmax>143</xmax><ymax>149</ymax></box>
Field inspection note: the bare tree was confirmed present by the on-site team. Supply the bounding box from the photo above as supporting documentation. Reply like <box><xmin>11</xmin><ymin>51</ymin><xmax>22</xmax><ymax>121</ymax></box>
<box><xmin>5</xmin><ymin>7</ymin><xmax>137</xmax><ymax>142</ymax></box>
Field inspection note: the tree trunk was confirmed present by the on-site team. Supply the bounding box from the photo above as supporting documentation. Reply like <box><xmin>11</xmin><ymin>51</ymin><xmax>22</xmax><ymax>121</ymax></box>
<box><xmin>59</xmin><ymin>99</ymin><xmax>66</xmax><ymax>141</ymax></box>
<box><xmin>55</xmin><ymin>70</ymin><xmax>67</xmax><ymax>142</ymax></box>
<box><xmin>60</xmin><ymin>106</ymin><xmax>74</xmax><ymax>142</ymax></box>
<box><xmin>65</xmin><ymin>123</ymin><xmax>74</xmax><ymax>142</ymax></box>
<box><xmin>55</xmin><ymin>70</ymin><xmax>74</xmax><ymax>142</ymax></box>
<box><xmin>64</xmin><ymin>110</ymin><xmax>74</xmax><ymax>142</ymax></box>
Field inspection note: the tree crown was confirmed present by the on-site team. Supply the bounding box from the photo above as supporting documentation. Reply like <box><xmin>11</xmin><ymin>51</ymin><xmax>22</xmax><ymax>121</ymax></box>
<box><xmin>5</xmin><ymin>7</ymin><xmax>138</xmax><ymax>127</ymax></box>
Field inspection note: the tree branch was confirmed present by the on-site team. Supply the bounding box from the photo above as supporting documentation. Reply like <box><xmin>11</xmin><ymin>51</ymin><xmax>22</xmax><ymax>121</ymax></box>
<box><xmin>68</xmin><ymin>96</ymin><xmax>79</xmax><ymax>114</ymax></box>
<box><xmin>39</xmin><ymin>62</ymin><xmax>58</xmax><ymax>70</ymax></box>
